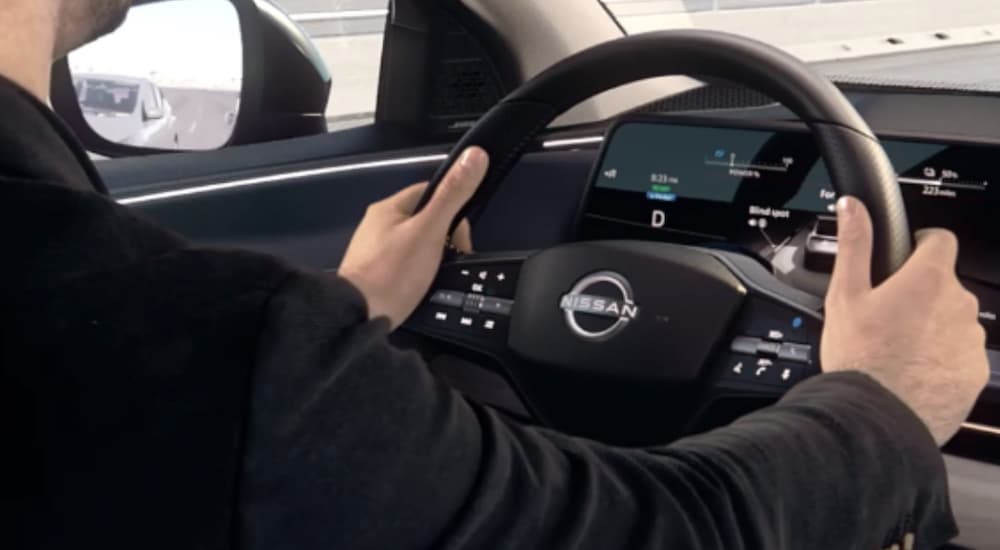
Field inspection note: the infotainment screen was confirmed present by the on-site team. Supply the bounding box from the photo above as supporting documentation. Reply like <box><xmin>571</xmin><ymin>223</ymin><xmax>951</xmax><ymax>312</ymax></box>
<box><xmin>578</xmin><ymin>119</ymin><xmax>1000</xmax><ymax>347</ymax></box>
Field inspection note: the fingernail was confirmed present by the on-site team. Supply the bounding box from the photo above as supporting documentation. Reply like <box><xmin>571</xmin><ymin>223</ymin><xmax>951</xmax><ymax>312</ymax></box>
<box><xmin>837</xmin><ymin>196</ymin><xmax>854</xmax><ymax>223</ymax></box>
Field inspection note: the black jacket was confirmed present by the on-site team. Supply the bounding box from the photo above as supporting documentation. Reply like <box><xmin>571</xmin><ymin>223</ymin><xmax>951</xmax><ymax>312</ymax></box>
<box><xmin>0</xmin><ymin>76</ymin><xmax>957</xmax><ymax>549</ymax></box>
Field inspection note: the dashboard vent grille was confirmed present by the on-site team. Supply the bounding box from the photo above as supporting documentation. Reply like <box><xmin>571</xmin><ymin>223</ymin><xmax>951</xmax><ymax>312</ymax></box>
<box><xmin>632</xmin><ymin>84</ymin><xmax>776</xmax><ymax>114</ymax></box>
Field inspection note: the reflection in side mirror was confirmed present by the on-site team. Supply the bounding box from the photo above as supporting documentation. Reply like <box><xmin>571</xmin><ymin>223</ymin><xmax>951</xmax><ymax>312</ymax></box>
<box><xmin>143</xmin><ymin>101</ymin><xmax>165</xmax><ymax>122</ymax></box>
<box><xmin>68</xmin><ymin>0</ymin><xmax>242</xmax><ymax>150</ymax></box>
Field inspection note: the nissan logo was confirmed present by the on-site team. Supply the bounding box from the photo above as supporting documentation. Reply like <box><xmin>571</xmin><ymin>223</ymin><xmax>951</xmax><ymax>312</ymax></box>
<box><xmin>559</xmin><ymin>271</ymin><xmax>639</xmax><ymax>341</ymax></box>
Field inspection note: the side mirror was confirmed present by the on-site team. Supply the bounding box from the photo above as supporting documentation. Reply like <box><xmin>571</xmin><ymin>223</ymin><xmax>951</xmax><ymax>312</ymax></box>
<box><xmin>142</xmin><ymin>101</ymin><xmax>165</xmax><ymax>123</ymax></box>
<box><xmin>51</xmin><ymin>0</ymin><xmax>332</xmax><ymax>156</ymax></box>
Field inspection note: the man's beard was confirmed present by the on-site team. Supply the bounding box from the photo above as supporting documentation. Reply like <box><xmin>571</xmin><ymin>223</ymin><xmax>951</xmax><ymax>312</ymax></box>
<box><xmin>55</xmin><ymin>0</ymin><xmax>133</xmax><ymax>57</ymax></box>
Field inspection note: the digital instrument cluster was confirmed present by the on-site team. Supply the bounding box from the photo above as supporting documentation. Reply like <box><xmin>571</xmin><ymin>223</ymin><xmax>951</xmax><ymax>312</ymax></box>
<box><xmin>577</xmin><ymin>118</ymin><xmax>1000</xmax><ymax>347</ymax></box>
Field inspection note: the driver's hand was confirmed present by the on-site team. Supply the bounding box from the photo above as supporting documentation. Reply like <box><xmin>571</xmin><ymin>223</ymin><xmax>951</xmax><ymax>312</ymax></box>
<box><xmin>339</xmin><ymin>147</ymin><xmax>489</xmax><ymax>329</ymax></box>
<box><xmin>821</xmin><ymin>196</ymin><xmax>989</xmax><ymax>445</ymax></box>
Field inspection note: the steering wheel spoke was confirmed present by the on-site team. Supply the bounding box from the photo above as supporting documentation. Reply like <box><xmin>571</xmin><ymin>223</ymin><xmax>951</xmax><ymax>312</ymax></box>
<box><xmin>708</xmin><ymin>296</ymin><xmax>823</xmax><ymax>396</ymax></box>
<box><xmin>403</xmin><ymin>253</ymin><xmax>530</xmax><ymax>355</ymax></box>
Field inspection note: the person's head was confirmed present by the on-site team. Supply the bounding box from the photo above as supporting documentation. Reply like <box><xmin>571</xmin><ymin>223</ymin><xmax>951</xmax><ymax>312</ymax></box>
<box><xmin>0</xmin><ymin>0</ymin><xmax>132</xmax><ymax>99</ymax></box>
<box><xmin>54</xmin><ymin>0</ymin><xmax>133</xmax><ymax>58</ymax></box>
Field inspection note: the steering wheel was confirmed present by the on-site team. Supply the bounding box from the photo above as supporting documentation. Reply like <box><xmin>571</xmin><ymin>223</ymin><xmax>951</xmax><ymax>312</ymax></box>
<box><xmin>405</xmin><ymin>30</ymin><xmax>913</xmax><ymax>444</ymax></box>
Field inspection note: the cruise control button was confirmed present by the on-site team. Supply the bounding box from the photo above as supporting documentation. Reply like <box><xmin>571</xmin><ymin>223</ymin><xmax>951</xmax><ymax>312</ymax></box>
<box><xmin>481</xmin><ymin>297</ymin><xmax>514</xmax><ymax>316</ymax></box>
<box><xmin>778</xmin><ymin>342</ymin><xmax>813</xmax><ymax>364</ymax></box>
<box><xmin>756</xmin><ymin>341</ymin><xmax>782</xmax><ymax>357</ymax></box>
<box><xmin>722</xmin><ymin>356</ymin><xmax>751</xmax><ymax>381</ymax></box>
<box><xmin>429</xmin><ymin>290</ymin><xmax>465</xmax><ymax>308</ymax></box>
<box><xmin>730</xmin><ymin>336</ymin><xmax>761</xmax><ymax>355</ymax></box>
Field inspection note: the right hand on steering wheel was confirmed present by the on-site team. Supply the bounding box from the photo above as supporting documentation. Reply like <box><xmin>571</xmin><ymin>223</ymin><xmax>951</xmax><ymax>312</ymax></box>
<box><xmin>821</xmin><ymin>196</ymin><xmax>989</xmax><ymax>446</ymax></box>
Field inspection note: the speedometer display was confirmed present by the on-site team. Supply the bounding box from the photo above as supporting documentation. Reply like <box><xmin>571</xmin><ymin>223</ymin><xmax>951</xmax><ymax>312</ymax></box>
<box><xmin>578</xmin><ymin>118</ymin><xmax>1000</xmax><ymax>347</ymax></box>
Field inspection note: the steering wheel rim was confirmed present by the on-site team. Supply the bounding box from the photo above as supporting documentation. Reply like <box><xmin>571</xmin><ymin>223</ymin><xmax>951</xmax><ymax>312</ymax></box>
<box><xmin>415</xmin><ymin>29</ymin><xmax>912</xmax><ymax>284</ymax></box>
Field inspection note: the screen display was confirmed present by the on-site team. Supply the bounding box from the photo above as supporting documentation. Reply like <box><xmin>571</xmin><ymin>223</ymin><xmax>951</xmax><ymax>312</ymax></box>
<box><xmin>580</xmin><ymin>120</ymin><xmax>1000</xmax><ymax>346</ymax></box>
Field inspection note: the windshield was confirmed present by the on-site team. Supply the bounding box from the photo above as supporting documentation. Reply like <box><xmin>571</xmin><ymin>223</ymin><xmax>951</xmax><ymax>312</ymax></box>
<box><xmin>77</xmin><ymin>79</ymin><xmax>141</xmax><ymax>114</ymax></box>
<box><xmin>599</xmin><ymin>0</ymin><xmax>1000</xmax><ymax>90</ymax></box>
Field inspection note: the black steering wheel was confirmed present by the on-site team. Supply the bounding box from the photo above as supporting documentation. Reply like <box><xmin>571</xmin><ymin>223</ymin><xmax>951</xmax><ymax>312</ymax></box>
<box><xmin>404</xmin><ymin>30</ymin><xmax>913</xmax><ymax>444</ymax></box>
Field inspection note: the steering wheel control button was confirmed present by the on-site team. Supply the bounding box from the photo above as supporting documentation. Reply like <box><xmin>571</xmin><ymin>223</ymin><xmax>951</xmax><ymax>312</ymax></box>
<box><xmin>481</xmin><ymin>297</ymin><xmax>514</xmax><ymax>316</ymax></box>
<box><xmin>718</xmin><ymin>352</ymin><xmax>803</xmax><ymax>391</ymax></box>
<box><xmin>463</xmin><ymin>293</ymin><xmax>485</xmax><ymax>314</ymax></box>
<box><xmin>777</xmin><ymin>342</ymin><xmax>813</xmax><ymax>364</ymax></box>
<box><xmin>477</xmin><ymin>316</ymin><xmax>508</xmax><ymax>336</ymax></box>
<box><xmin>756</xmin><ymin>341</ymin><xmax>782</xmax><ymax>357</ymax></box>
<box><xmin>430</xmin><ymin>290</ymin><xmax>466</xmax><ymax>308</ymax></box>
<box><xmin>734</xmin><ymin>298</ymin><xmax>821</xmax><ymax>347</ymax></box>
<box><xmin>724</xmin><ymin>358</ymin><xmax>749</xmax><ymax>380</ymax></box>
<box><xmin>730</xmin><ymin>336</ymin><xmax>761</xmax><ymax>355</ymax></box>
<box><xmin>438</xmin><ymin>262</ymin><xmax>521</xmax><ymax>299</ymax></box>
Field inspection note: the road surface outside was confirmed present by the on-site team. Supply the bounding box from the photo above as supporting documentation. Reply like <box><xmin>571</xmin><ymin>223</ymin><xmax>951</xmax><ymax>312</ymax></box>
<box><xmin>85</xmin><ymin>0</ymin><xmax>1000</xmax><ymax>149</ymax></box>
<box><xmin>139</xmin><ymin>88</ymin><xmax>240</xmax><ymax>150</ymax></box>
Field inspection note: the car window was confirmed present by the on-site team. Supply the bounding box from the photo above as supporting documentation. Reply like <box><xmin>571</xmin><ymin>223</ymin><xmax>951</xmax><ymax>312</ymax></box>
<box><xmin>599</xmin><ymin>0</ymin><xmax>1000</xmax><ymax>90</ymax></box>
<box><xmin>77</xmin><ymin>79</ymin><xmax>141</xmax><ymax>115</ymax></box>
<box><xmin>274</xmin><ymin>0</ymin><xmax>389</xmax><ymax>131</ymax></box>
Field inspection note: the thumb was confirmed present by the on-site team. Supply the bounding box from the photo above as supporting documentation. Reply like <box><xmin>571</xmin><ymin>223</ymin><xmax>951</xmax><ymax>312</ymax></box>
<box><xmin>418</xmin><ymin>147</ymin><xmax>489</xmax><ymax>233</ymax></box>
<box><xmin>829</xmin><ymin>196</ymin><xmax>874</xmax><ymax>301</ymax></box>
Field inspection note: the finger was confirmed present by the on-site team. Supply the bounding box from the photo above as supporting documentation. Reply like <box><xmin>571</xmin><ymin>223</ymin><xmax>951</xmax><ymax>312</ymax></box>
<box><xmin>828</xmin><ymin>196</ymin><xmax>874</xmax><ymax>300</ymax></box>
<box><xmin>377</xmin><ymin>182</ymin><xmax>429</xmax><ymax>216</ymax></box>
<box><xmin>450</xmin><ymin>219</ymin><xmax>473</xmax><ymax>253</ymax></box>
<box><xmin>418</xmin><ymin>147</ymin><xmax>489</xmax><ymax>232</ymax></box>
<box><xmin>909</xmin><ymin>228</ymin><xmax>959</xmax><ymax>271</ymax></box>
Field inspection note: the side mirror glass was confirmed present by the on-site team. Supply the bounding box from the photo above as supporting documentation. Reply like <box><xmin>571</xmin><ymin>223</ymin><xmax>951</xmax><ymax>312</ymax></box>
<box><xmin>68</xmin><ymin>0</ymin><xmax>243</xmax><ymax>150</ymax></box>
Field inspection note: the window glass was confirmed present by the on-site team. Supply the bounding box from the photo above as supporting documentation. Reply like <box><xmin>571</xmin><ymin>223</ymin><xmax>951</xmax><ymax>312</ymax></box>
<box><xmin>600</xmin><ymin>0</ymin><xmax>1000</xmax><ymax>90</ymax></box>
<box><xmin>273</xmin><ymin>0</ymin><xmax>389</xmax><ymax>131</ymax></box>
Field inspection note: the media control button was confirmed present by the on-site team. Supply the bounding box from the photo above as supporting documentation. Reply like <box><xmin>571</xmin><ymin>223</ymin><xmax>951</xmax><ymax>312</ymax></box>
<box><xmin>429</xmin><ymin>290</ymin><xmax>465</xmax><ymax>308</ymax></box>
<box><xmin>481</xmin><ymin>297</ymin><xmax>514</xmax><ymax>316</ymax></box>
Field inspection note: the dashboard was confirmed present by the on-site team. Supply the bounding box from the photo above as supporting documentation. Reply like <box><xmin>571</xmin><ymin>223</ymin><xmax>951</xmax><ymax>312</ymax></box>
<box><xmin>577</xmin><ymin>117</ymin><xmax>1000</xmax><ymax>349</ymax></box>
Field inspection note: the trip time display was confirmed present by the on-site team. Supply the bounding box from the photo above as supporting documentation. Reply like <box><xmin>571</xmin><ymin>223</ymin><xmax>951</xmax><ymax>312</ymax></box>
<box><xmin>579</xmin><ymin>119</ymin><xmax>1000</xmax><ymax>347</ymax></box>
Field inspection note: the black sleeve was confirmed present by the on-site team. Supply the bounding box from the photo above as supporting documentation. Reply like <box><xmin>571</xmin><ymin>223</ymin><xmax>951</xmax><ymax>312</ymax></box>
<box><xmin>238</xmin><ymin>271</ymin><xmax>957</xmax><ymax>550</ymax></box>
